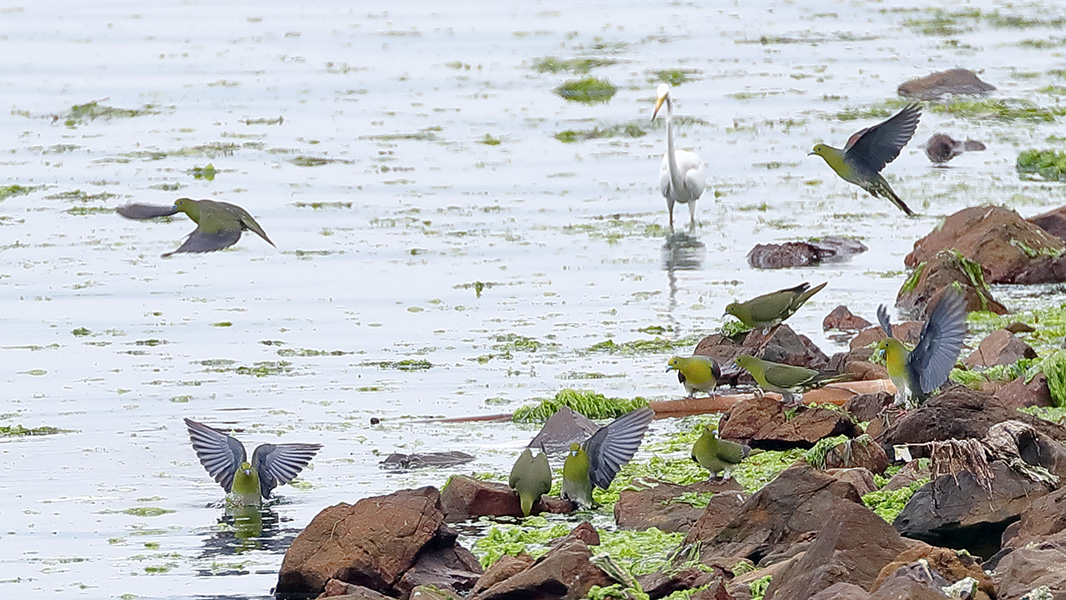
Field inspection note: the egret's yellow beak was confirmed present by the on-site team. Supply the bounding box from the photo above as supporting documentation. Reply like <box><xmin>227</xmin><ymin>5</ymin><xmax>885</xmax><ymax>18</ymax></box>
<box><xmin>652</xmin><ymin>96</ymin><xmax>666</xmax><ymax>121</ymax></box>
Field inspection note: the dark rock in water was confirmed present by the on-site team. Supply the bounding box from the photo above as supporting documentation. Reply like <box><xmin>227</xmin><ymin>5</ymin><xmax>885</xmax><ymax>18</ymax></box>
<box><xmin>380</xmin><ymin>451</ymin><xmax>475</xmax><ymax>470</ymax></box>
<box><xmin>1029</xmin><ymin>204</ymin><xmax>1066</xmax><ymax>243</ymax></box>
<box><xmin>896</xmin><ymin>249</ymin><xmax>1007</xmax><ymax>318</ymax></box>
<box><xmin>527</xmin><ymin>406</ymin><xmax>599</xmax><ymax>455</ymax></box>
<box><xmin>822</xmin><ymin>437</ymin><xmax>889</xmax><ymax>475</ymax></box>
<box><xmin>964</xmin><ymin>328</ymin><xmax>1037</xmax><ymax>368</ymax></box>
<box><xmin>920</xmin><ymin>133</ymin><xmax>986</xmax><ymax>164</ymax></box>
<box><xmin>895</xmin><ymin>460</ymin><xmax>1054</xmax><ymax>558</ymax></box>
<box><xmin>746</xmin><ymin>237</ymin><xmax>867</xmax><ymax>269</ymax></box>
<box><xmin>872</xmin><ymin>542</ymin><xmax>995</xmax><ymax>598</ymax></box>
<box><xmin>719</xmin><ymin>395</ymin><xmax>861</xmax><ymax>450</ymax></box>
<box><xmin>680</xmin><ymin>465</ymin><xmax>864</xmax><ymax>565</ymax></box>
<box><xmin>694</xmin><ymin>324</ymin><xmax>829</xmax><ymax>386</ymax></box>
<box><xmin>822</xmin><ymin>305</ymin><xmax>872</xmax><ymax>332</ymax></box>
<box><xmin>898</xmin><ymin>68</ymin><xmax>995</xmax><ymax>100</ymax></box>
<box><xmin>470</xmin><ymin>538</ymin><xmax>611</xmax><ymax>600</ymax></box>
<box><xmin>276</xmin><ymin>487</ymin><xmax>481</xmax><ymax>600</ymax></box>
<box><xmin>907</xmin><ymin>205</ymin><xmax>1066</xmax><ymax>285</ymax></box>
<box><xmin>439</xmin><ymin>475</ymin><xmax>573</xmax><ymax>522</ymax></box>
<box><xmin>991</xmin><ymin>529</ymin><xmax>1066</xmax><ymax>600</ymax></box>
<box><xmin>763</xmin><ymin>501</ymin><xmax>909</xmax><ymax>600</ymax></box>
<box><xmin>615</xmin><ymin>479</ymin><xmax>747</xmax><ymax>533</ymax></box>
<box><xmin>395</xmin><ymin>542</ymin><xmax>483</xmax><ymax>597</ymax></box>
<box><xmin>471</xmin><ymin>554</ymin><xmax>533</xmax><ymax>596</ymax></box>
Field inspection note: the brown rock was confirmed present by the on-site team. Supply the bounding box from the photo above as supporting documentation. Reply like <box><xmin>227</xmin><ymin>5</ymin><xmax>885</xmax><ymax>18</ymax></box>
<box><xmin>695</xmin><ymin>324</ymin><xmax>829</xmax><ymax>386</ymax></box>
<box><xmin>822</xmin><ymin>305</ymin><xmax>872</xmax><ymax>332</ymax></box>
<box><xmin>872</xmin><ymin>542</ymin><xmax>994</xmax><ymax>598</ymax></box>
<box><xmin>639</xmin><ymin>568</ymin><xmax>726</xmax><ymax>600</ymax></box>
<box><xmin>684</xmin><ymin>489</ymin><xmax>759</xmax><ymax>548</ymax></box>
<box><xmin>277</xmin><ymin>487</ymin><xmax>449</xmax><ymax>599</ymax></box>
<box><xmin>394</xmin><ymin>542</ymin><xmax>483</xmax><ymax>597</ymax></box>
<box><xmin>472</xmin><ymin>555</ymin><xmax>533</xmax><ymax>595</ymax></box>
<box><xmin>321</xmin><ymin>580</ymin><xmax>394</xmax><ymax>600</ymax></box>
<box><xmin>440</xmin><ymin>476</ymin><xmax>572</xmax><ymax>522</ymax></box>
<box><xmin>681</xmin><ymin>465</ymin><xmax>864</xmax><ymax>565</ymax></box>
<box><xmin>764</xmin><ymin>501</ymin><xmax>909</xmax><ymax>600</ymax></box>
<box><xmin>822</xmin><ymin>437</ymin><xmax>889</xmax><ymax>475</ymax></box>
<box><xmin>849</xmin><ymin>320</ymin><xmax>922</xmax><ymax>351</ymax></box>
<box><xmin>843</xmin><ymin>391</ymin><xmax>895</xmax><ymax>423</ymax></box>
<box><xmin>808</xmin><ymin>582</ymin><xmax>869</xmax><ymax>600</ymax></box>
<box><xmin>994</xmin><ymin>372</ymin><xmax>1053</xmax><ymax>409</ymax></box>
<box><xmin>921</xmin><ymin>133</ymin><xmax>986</xmax><ymax>164</ymax></box>
<box><xmin>614</xmin><ymin>479</ymin><xmax>746</xmax><ymax>533</ymax></box>
<box><xmin>471</xmin><ymin>539</ymin><xmax>610</xmax><ymax>600</ymax></box>
<box><xmin>549</xmin><ymin>521</ymin><xmax>599</xmax><ymax>548</ymax></box>
<box><xmin>409</xmin><ymin>586</ymin><xmax>463</xmax><ymax>600</ymax></box>
<box><xmin>727</xmin><ymin>558</ymin><xmax>800</xmax><ymax>599</ymax></box>
<box><xmin>906</xmin><ymin>205</ymin><xmax>1066</xmax><ymax>285</ymax></box>
<box><xmin>1029</xmin><ymin>204</ymin><xmax>1066</xmax><ymax>243</ymax></box>
<box><xmin>690</xmin><ymin>579</ymin><xmax>736</xmax><ymax>600</ymax></box>
<box><xmin>825</xmin><ymin>468</ymin><xmax>878</xmax><ymax>496</ymax></box>
<box><xmin>869</xmin><ymin>574</ymin><xmax>954</xmax><ymax>600</ymax></box>
<box><xmin>719</xmin><ymin>395</ymin><xmax>862</xmax><ymax>450</ymax></box>
<box><xmin>991</xmin><ymin>529</ymin><xmax>1066</xmax><ymax>600</ymax></box>
<box><xmin>747</xmin><ymin>238</ymin><xmax>867</xmax><ymax>269</ymax></box>
<box><xmin>896</xmin><ymin>249</ymin><xmax>1007</xmax><ymax>319</ymax></box>
<box><xmin>898</xmin><ymin>68</ymin><xmax>996</xmax><ymax>100</ymax></box>
<box><xmin>965</xmin><ymin>329</ymin><xmax>1037</xmax><ymax>368</ymax></box>
<box><xmin>1002</xmin><ymin>486</ymin><xmax>1066</xmax><ymax>551</ymax></box>
<box><xmin>882</xmin><ymin>459</ymin><xmax>932</xmax><ymax>491</ymax></box>
<box><xmin>831</xmin><ymin>349</ymin><xmax>889</xmax><ymax>382</ymax></box>
<box><xmin>380</xmin><ymin>451</ymin><xmax>475</xmax><ymax>470</ymax></box>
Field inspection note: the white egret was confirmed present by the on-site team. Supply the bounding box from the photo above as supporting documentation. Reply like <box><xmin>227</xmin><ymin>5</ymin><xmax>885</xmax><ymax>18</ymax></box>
<box><xmin>652</xmin><ymin>83</ymin><xmax>707</xmax><ymax>231</ymax></box>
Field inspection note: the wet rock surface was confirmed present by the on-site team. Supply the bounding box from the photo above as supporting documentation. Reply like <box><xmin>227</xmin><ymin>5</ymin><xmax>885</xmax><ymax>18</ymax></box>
<box><xmin>471</xmin><ymin>537</ymin><xmax>611</xmax><ymax>600</ymax></box>
<box><xmin>895</xmin><ymin>248</ymin><xmax>1008</xmax><ymax>317</ymax></box>
<box><xmin>719</xmin><ymin>395</ymin><xmax>862</xmax><ymax>450</ymax></box>
<box><xmin>993</xmin><ymin>372</ymin><xmax>1053</xmax><ymax>409</ymax></box>
<box><xmin>822</xmin><ymin>305</ymin><xmax>872</xmax><ymax>332</ymax></box>
<box><xmin>614</xmin><ymin>478</ymin><xmax>746</xmax><ymax>533</ymax></box>
<box><xmin>921</xmin><ymin>133</ymin><xmax>986</xmax><ymax>164</ymax></box>
<box><xmin>440</xmin><ymin>476</ymin><xmax>573</xmax><ymax>522</ymax></box>
<box><xmin>822</xmin><ymin>437</ymin><xmax>889</xmax><ymax>474</ymax></box>
<box><xmin>380</xmin><ymin>451</ymin><xmax>475</xmax><ymax>470</ymax></box>
<box><xmin>964</xmin><ymin>329</ymin><xmax>1037</xmax><ymax>368</ymax></box>
<box><xmin>746</xmin><ymin>237</ymin><xmax>867</xmax><ymax>269</ymax></box>
<box><xmin>527</xmin><ymin>406</ymin><xmax>599</xmax><ymax>455</ymax></box>
<box><xmin>694</xmin><ymin>324</ymin><xmax>829</xmax><ymax>385</ymax></box>
<box><xmin>897</xmin><ymin>68</ymin><xmax>996</xmax><ymax>100</ymax></box>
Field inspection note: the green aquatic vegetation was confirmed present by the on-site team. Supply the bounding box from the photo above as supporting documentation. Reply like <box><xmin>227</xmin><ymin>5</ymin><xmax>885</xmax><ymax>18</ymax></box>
<box><xmin>532</xmin><ymin>57</ymin><xmax>617</xmax><ymax>74</ymax></box>
<box><xmin>804</xmin><ymin>434</ymin><xmax>853</xmax><ymax>469</ymax></box>
<box><xmin>189</xmin><ymin>163</ymin><xmax>216</xmax><ymax>181</ymax></box>
<box><xmin>479</xmin><ymin>133</ymin><xmax>501</xmax><ymax>146</ymax></box>
<box><xmin>72</xmin><ymin>327</ymin><xmax>91</xmax><ymax>337</ymax></box>
<box><xmin>647</xmin><ymin>69</ymin><xmax>701</xmax><ymax>86</ymax></box>
<box><xmin>368</xmin><ymin>359</ymin><xmax>434</xmax><ymax>371</ymax></box>
<box><xmin>66</xmin><ymin>206</ymin><xmax>113</xmax><ymax>216</ymax></box>
<box><xmin>363</xmin><ymin>126</ymin><xmax>442</xmax><ymax>142</ymax></box>
<box><xmin>121</xmin><ymin>507</ymin><xmax>175</xmax><ymax>517</ymax></box>
<box><xmin>58</xmin><ymin>101</ymin><xmax>161</xmax><ymax>127</ymax></box>
<box><xmin>293</xmin><ymin>201</ymin><xmax>353</xmax><ymax>209</ymax></box>
<box><xmin>965</xmin><ymin>306</ymin><xmax>1066</xmax><ymax>355</ymax></box>
<box><xmin>554</xmin><ymin>78</ymin><xmax>617</xmax><ymax>104</ymax></box>
<box><xmin>862</xmin><ymin>479</ymin><xmax>928</xmax><ymax>522</ymax></box>
<box><xmin>835</xmin><ymin>99</ymin><xmax>911</xmax><ymax>121</ymax></box>
<box><xmin>750</xmin><ymin>575</ymin><xmax>773</xmax><ymax>600</ymax></box>
<box><xmin>930</xmin><ymin>99</ymin><xmax>1066</xmax><ymax>122</ymax></box>
<box><xmin>734</xmin><ymin>449</ymin><xmax>806</xmax><ymax>493</ymax></box>
<box><xmin>276</xmin><ymin>348</ymin><xmax>352</xmax><ymax>357</ymax></box>
<box><xmin>719</xmin><ymin>320</ymin><xmax>750</xmax><ymax>338</ymax></box>
<box><xmin>0</xmin><ymin>184</ymin><xmax>40</xmax><ymax>201</ymax></box>
<box><xmin>242</xmin><ymin>116</ymin><xmax>284</xmax><ymax>125</ymax></box>
<box><xmin>472</xmin><ymin>517</ymin><xmax>571</xmax><ymax>567</ymax></box>
<box><xmin>493</xmin><ymin>334</ymin><xmax>560</xmax><ymax>353</ymax></box>
<box><xmin>0</xmin><ymin>424</ymin><xmax>71</xmax><ymax>437</ymax></box>
<box><xmin>1019</xmin><ymin>406</ymin><xmax>1066</xmax><ymax>424</ymax></box>
<box><xmin>665</xmin><ymin>491</ymin><xmax>714</xmax><ymax>509</ymax></box>
<box><xmin>584</xmin><ymin>335</ymin><xmax>701</xmax><ymax>356</ymax></box>
<box><xmin>1011</xmin><ymin>238</ymin><xmax>1064</xmax><ymax>259</ymax></box>
<box><xmin>1031</xmin><ymin>350</ymin><xmax>1066</xmax><ymax>407</ymax></box>
<box><xmin>901</xmin><ymin>8</ymin><xmax>980</xmax><ymax>36</ymax></box>
<box><xmin>950</xmin><ymin>359</ymin><xmax>1034</xmax><ymax>390</ymax></box>
<box><xmin>290</xmin><ymin>156</ymin><xmax>352</xmax><ymax>167</ymax></box>
<box><xmin>586</xmin><ymin>584</ymin><xmax>647</xmax><ymax>600</ymax></box>
<box><xmin>456</xmin><ymin>281</ymin><xmax>495</xmax><ymax>297</ymax></box>
<box><xmin>46</xmin><ymin>189</ymin><xmax>116</xmax><ymax>202</ymax></box>
<box><xmin>512</xmin><ymin>389</ymin><xmax>648</xmax><ymax>423</ymax></box>
<box><xmin>1017</xmin><ymin>149</ymin><xmax>1066</xmax><ymax>181</ymax></box>
<box><xmin>201</xmin><ymin>361</ymin><xmax>296</xmax><ymax>377</ymax></box>
<box><xmin>598</xmin><ymin>528</ymin><xmax>685</xmax><ymax>576</ymax></box>
<box><xmin>554</xmin><ymin>122</ymin><xmax>646</xmax><ymax>143</ymax></box>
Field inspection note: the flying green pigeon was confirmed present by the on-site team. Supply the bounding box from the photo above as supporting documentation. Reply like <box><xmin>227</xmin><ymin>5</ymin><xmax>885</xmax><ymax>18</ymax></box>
<box><xmin>508</xmin><ymin>447</ymin><xmax>552</xmax><ymax>516</ymax></box>
<box><xmin>809</xmin><ymin>104</ymin><xmax>921</xmax><ymax>215</ymax></box>
<box><xmin>561</xmin><ymin>407</ymin><xmax>654</xmax><ymax>508</ymax></box>
<box><xmin>185</xmin><ymin>418</ymin><xmax>321</xmax><ymax>507</ymax></box>
<box><xmin>725</xmin><ymin>282</ymin><xmax>827</xmax><ymax>331</ymax></box>
<box><xmin>734</xmin><ymin>355</ymin><xmax>852</xmax><ymax>406</ymax></box>
<box><xmin>667</xmin><ymin>355</ymin><xmax>721</xmax><ymax>398</ymax></box>
<box><xmin>691</xmin><ymin>424</ymin><xmax>750</xmax><ymax>480</ymax></box>
<box><xmin>875</xmin><ymin>291</ymin><xmax>967</xmax><ymax>408</ymax></box>
<box><xmin>117</xmin><ymin>198</ymin><xmax>275</xmax><ymax>257</ymax></box>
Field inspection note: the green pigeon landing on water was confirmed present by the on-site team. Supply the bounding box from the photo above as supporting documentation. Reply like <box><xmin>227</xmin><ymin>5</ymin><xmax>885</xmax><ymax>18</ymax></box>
<box><xmin>561</xmin><ymin>407</ymin><xmax>654</xmax><ymax>508</ymax></box>
<box><xmin>185</xmin><ymin>418</ymin><xmax>321</xmax><ymax>507</ymax></box>
<box><xmin>666</xmin><ymin>355</ymin><xmax>721</xmax><ymax>398</ymax></box>
<box><xmin>508</xmin><ymin>447</ymin><xmax>552</xmax><ymax>517</ymax></box>
<box><xmin>691</xmin><ymin>424</ymin><xmax>750</xmax><ymax>481</ymax></box>
<box><xmin>117</xmin><ymin>198</ymin><xmax>275</xmax><ymax>257</ymax></box>
<box><xmin>734</xmin><ymin>355</ymin><xmax>852</xmax><ymax>407</ymax></box>
<box><xmin>809</xmin><ymin>103</ymin><xmax>921</xmax><ymax>216</ymax></box>
<box><xmin>874</xmin><ymin>291</ymin><xmax>967</xmax><ymax>409</ymax></box>
<box><xmin>724</xmin><ymin>282</ymin><xmax>827</xmax><ymax>331</ymax></box>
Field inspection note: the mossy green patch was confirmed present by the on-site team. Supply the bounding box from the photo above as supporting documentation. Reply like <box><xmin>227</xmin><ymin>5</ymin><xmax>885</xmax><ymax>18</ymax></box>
<box><xmin>479</xmin><ymin>133</ymin><xmax>502</xmax><ymax>146</ymax></box>
<box><xmin>276</xmin><ymin>348</ymin><xmax>352</xmax><ymax>357</ymax></box>
<box><xmin>647</xmin><ymin>69</ymin><xmax>701</xmax><ymax>86</ymax></box>
<box><xmin>290</xmin><ymin>156</ymin><xmax>353</xmax><ymax>167</ymax></box>
<box><xmin>750</xmin><ymin>575</ymin><xmax>773</xmax><ymax>600</ymax></box>
<box><xmin>584</xmin><ymin>335</ymin><xmax>701</xmax><ymax>355</ymax></box>
<box><xmin>471</xmin><ymin>517</ymin><xmax>571</xmax><ymax>567</ymax></box>
<box><xmin>804</xmin><ymin>434</ymin><xmax>853</xmax><ymax>469</ymax></box>
<box><xmin>1017</xmin><ymin>149</ymin><xmax>1066</xmax><ymax>181</ymax></box>
<box><xmin>189</xmin><ymin>163</ymin><xmax>216</xmax><ymax>181</ymax></box>
<box><xmin>493</xmin><ymin>334</ymin><xmax>560</xmax><ymax>353</ymax></box>
<box><xmin>0</xmin><ymin>424</ymin><xmax>71</xmax><ymax>437</ymax></box>
<box><xmin>368</xmin><ymin>359</ymin><xmax>434</xmax><ymax>371</ymax></box>
<box><xmin>512</xmin><ymin>389</ymin><xmax>648</xmax><ymax>423</ymax></box>
<box><xmin>58</xmin><ymin>101</ymin><xmax>161</xmax><ymax>128</ymax></box>
<box><xmin>950</xmin><ymin>359</ymin><xmax>1033</xmax><ymax>390</ymax></box>
<box><xmin>598</xmin><ymin>528</ymin><xmax>685</xmax><ymax>576</ymax></box>
<box><xmin>0</xmin><ymin>184</ymin><xmax>41</xmax><ymax>201</ymax></box>
<box><xmin>363</xmin><ymin>126</ymin><xmax>442</xmax><ymax>142</ymax></box>
<box><xmin>931</xmin><ymin>99</ymin><xmax>1066</xmax><ymax>122</ymax></box>
<box><xmin>1019</xmin><ymin>405</ymin><xmax>1066</xmax><ymax>424</ymax></box>
<box><xmin>532</xmin><ymin>57</ymin><xmax>617</xmax><ymax>74</ymax></box>
<box><xmin>554</xmin><ymin>78</ymin><xmax>617</xmax><ymax>104</ymax></box>
<box><xmin>862</xmin><ymin>479</ymin><xmax>928</xmax><ymax>522</ymax></box>
<box><xmin>555</xmin><ymin>122</ymin><xmax>646</xmax><ymax>143</ymax></box>
<box><xmin>121</xmin><ymin>507</ymin><xmax>175</xmax><ymax>517</ymax></box>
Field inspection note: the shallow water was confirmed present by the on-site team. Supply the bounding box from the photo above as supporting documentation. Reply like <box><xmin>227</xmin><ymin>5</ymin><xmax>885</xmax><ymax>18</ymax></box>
<box><xmin>3</xmin><ymin>0</ymin><xmax>1066</xmax><ymax>597</ymax></box>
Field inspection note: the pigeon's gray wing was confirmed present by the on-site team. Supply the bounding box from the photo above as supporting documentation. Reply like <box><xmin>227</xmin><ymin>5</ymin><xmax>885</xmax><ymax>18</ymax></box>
<box><xmin>844</xmin><ymin>104</ymin><xmax>921</xmax><ymax>172</ymax></box>
<box><xmin>251</xmin><ymin>442</ymin><xmax>322</xmax><ymax>499</ymax></box>
<box><xmin>116</xmin><ymin>203</ymin><xmax>180</xmax><ymax>220</ymax></box>
<box><xmin>163</xmin><ymin>228</ymin><xmax>242</xmax><ymax>256</ymax></box>
<box><xmin>909</xmin><ymin>291</ymin><xmax>968</xmax><ymax>394</ymax></box>
<box><xmin>877</xmin><ymin>304</ymin><xmax>893</xmax><ymax>337</ymax></box>
<box><xmin>185</xmin><ymin>418</ymin><xmax>246</xmax><ymax>493</ymax></box>
<box><xmin>584</xmin><ymin>407</ymin><xmax>654</xmax><ymax>490</ymax></box>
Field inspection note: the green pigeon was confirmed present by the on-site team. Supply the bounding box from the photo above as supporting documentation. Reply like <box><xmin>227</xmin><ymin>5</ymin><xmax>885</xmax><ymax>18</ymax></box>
<box><xmin>734</xmin><ymin>355</ymin><xmax>852</xmax><ymax>407</ymax></box>
<box><xmin>666</xmin><ymin>355</ymin><xmax>721</xmax><ymax>398</ymax></box>
<box><xmin>724</xmin><ymin>282</ymin><xmax>827</xmax><ymax>331</ymax></box>
<box><xmin>809</xmin><ymin>103</ymin><xmax>921</xmax><ymax>215</ymax></box>
<box><xmin>117</xmin><ymin>198</ymin><xmax>275</xmax><ymax>257</ymax></box>
<box><xmin>691</xmin><ymin>424</ymin><xmax>750</xmax><ymax>480</ymax></box>
<box><xmin>561</xmin><ymin>407</ymin><xmax>654</xmax><ymax>508</ymax></box>
<box><xmin>875</xmin><ymin>291</ymin><xmax>967</xmax><ymax>408</ymax></box>
<box><xmin>508</xmin><ymin>447</ymin><xmax>552</xmax><ymax>517</ymax></box>
<box><xmin>185</xmin><ymin>418</ymin><xmax>321</xmax><ymax>507</ymax></box>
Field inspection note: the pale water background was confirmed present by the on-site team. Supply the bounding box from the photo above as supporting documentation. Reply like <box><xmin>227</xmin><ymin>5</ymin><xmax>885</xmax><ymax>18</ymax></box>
<box><xmin>2</xmin><ymin>0</ymin><xmax>1066</xmax><ymax>598</ymax></box>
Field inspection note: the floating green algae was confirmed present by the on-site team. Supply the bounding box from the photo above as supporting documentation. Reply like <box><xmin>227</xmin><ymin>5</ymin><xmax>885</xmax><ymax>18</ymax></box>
<box><xmin>0</xmin><ymin>424</ymin><xmax>71</xmax><ymax>437</ymax></box>
<box><xmin>1018</xmin><ymin>149</ymin><xmax>1066</xmax><ymax>181</ymax></box>
<box><xmin>583</xmin><ymin>335</ymin><xmax>701</xmax><ymax>355</ymax></box>
<box><xmin>555</xmin><ymin>122</ymin><xmax>646</xmax><ymax>143</ymax></box>
<box><xmin>554</xmin><ymin>78</ymin><xmax>617</xmax><ymax>104</ymax></box>
<box><xmin>58</xmin><ymin>101</ymin><xmax>162</xmax><ymax>128</ymax></box>
<box><xmin>0</xmin><ymin>184</ymin><xmax>40</xmax><ymax>201</ymax></box>
<box><xmin>646</xmin><ymin>69</ymin><xmax>701</xmax><ymax>86</ymax></box>
<box><xmin>532</xmin><ymin>57</ymin><xmax>617</xmax><ymax>74</ymax></box>
<box><xmin>862</xmin><ymin>479</ymin><xmax>929</xmax><ymax>522</ymax></box>
<box><xmin>750</xmin><ymin>575</ymin><xmax>773</xmax><ymax>600</ymax></box>
<box><xmin>367</xmin><ymin>359</ymin><xmax>434</xmax><ymax>371</ymax></box>
<box><xmin>471</xmin><ymin>517</ymin><xmax>571</xmax><ymax>567</ymax></box>
<box><xmin>512</xmin><ymin>389</ymin><xmax>648</xmax><ymax>423</ymax></box>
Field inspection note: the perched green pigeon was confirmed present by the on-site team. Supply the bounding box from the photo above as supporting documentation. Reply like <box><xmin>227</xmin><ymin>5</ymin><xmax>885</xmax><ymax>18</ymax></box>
<box><xmin>734</xmin><ymin>355</ymin><xmax>852</xmax><ymax>406</ymax></box>
<box><xmin>508</xmin><ymin>447</ymin><xmax>552</xmax><ymax>516</ymax></box>
<box><xmin>691</xmin><ymin>424</ymin><xmax>750</xmax><ymax>480</ymax></box>
<box><xmin>117</xmin><ymin>198</ymin><xmax>274</xmax><ymax>257</ymax></box>
<box><xmin>875</xmin><ymin>291</ymin><xmax>967</xmax><ymax>408</ymax></box>
<box><xmin>667</xmin><ymin>355</ymin><xmax>721</xmax><ymax>398</ymax></box>
<box><xmin>809</xmin><ymin>104</ymin><xmax>921</xmax><ymax>215</ymax></box>
<box><xmin>561</xmin><ymin>407</ymin><xmax>654</xmax><ymax>508</ymax></box>
<box><xmin>185</xmin><ymin>418</ymin><xmax>320</xmax><ymax>507</ymax></box>
<box><xmin>725</xmin><ymin>282</ymin><xmax>827</xmax><ymax>331</ymax></box>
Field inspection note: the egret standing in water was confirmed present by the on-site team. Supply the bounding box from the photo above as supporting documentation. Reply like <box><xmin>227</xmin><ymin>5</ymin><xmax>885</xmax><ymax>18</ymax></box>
<box><xmin>653</xmin><ymin>83</ymin><xmax>706</xmax><ymax>231</ymax></box>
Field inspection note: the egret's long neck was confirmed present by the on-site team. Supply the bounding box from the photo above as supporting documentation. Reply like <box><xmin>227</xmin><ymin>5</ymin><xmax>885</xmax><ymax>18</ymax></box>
<box><xmin>664</xmin><ymin>97</ymin><xmax>684</xmax><ymax>192</ymax></box>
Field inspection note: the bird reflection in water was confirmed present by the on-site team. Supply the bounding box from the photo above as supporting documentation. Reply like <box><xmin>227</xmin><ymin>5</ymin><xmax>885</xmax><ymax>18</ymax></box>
<box><xmin>662</xmin><ymin>230</ymin><xmax>705</xmax><ymax>324</ymax></box>
<box><xmin>197</xmin><ymin>506</ymin><xmax>300</xmax><ymax>569</ymax></box>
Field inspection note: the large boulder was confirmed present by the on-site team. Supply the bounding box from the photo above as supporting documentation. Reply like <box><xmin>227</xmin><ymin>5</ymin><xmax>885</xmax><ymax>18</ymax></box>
<box><xmin>1029</xmin><ymin>204</ymin><xmax>1066</xmax><ymax>242</ymax></box>
<box><xmin>872</xmin><ymin>542</ymin><xmax>995</xmax><ymax>599</ymax></box>
<box><xmin>614</xmin><ymin>479</ymin><xmax>747</xmax><ymax>533</ymax></box>
<box><xmin>822</xmin><ymin>305</ymin><xmax>872</xmax><ymax>332</ymax></box>
<box><xmin>681</xmin><ymin>465</ymin><xmax>864</xmax><ymax>565</ymax></box>
<box><xmin>964</xmin><ymin>329</ymin><xmax>1037</xmax><ymax>368</ymax></box>
<box><xmin>440</xmin><ymin>476</ymin><xmax>573</xmax><ymax>521</ymax></box>
<box><xmin>276</xmin><ymin>487</ymin><xmax>482</xmax><ymax>600</ymax></box>
<box><xmin>746</xmin><ymin>237</ymin><xmax>867</xmax><ymax>269</ymax></box>
<box><xmin>719</xmin><ymin>395</ymin><xmax>862</xmax><ymax>450</ymax></box>
<box><xmin>763</xmin><ymin>501</ymin><xmax>909</xmax><ymax>599</ymax></box>
<box><xmin>471</xmin><ymin>555</ymin><xmax>534</xmax><ymax>596</ymax></box>
<box><xmin>992</xmin><ymin>529</ymin><xmax>1066</xmax><ymax>600</ymax></box>
<box><xmin>694</xmin><ymin>324</ymin><xmax>829</xmax><ymax>385</ymax></box>
<box><xmin>906</xmin><ymin>205</ymin><xmax>1066</xmax><ymax>284</ymax></box>
<box><xmin>994</xmin><ymin>372</ymin><xmax>1053</xmax><ymax>409</ymax></box>
<box><xmin>895</xmin><ymin>249</ymin><xmax>1007</xmax><ymax>318</ymax></box>
<box><xmin>471</xmin><ymin>538</ymin><xmax>611</xmax><ymax>600</ymax></box>
<box><xmin>822</xmin><ymin>435</ymin><xmax>889</xmax><ymax>474</ymax></box>
<box><xmin>898</xmin><ymin>68</ymin><xmax>996</xmax><ymax>100</ymax></box>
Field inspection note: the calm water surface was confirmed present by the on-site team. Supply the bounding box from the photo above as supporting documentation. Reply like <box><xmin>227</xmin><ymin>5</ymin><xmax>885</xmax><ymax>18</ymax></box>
<box><xmin>2</xmin><ymin>0</ymin><xmax>1065</xmax><ymax>597</ymax></box>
